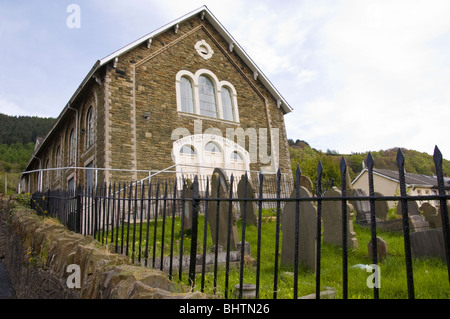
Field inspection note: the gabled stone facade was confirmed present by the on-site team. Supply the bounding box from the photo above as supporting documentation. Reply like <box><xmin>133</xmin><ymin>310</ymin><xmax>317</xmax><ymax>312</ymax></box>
<box><xmin>21</xmin><ymin>6</ymin><xmax>292</xmax><ymax>193</ymax></box>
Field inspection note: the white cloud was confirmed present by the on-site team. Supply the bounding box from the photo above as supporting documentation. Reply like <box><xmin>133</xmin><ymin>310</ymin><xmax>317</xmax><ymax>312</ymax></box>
<box><xmin>283</xmin><ymin>0</ymin><xmax>450</xmax><ymax>156</ymax></box>
<box><xmin>2</xmin><ymin>0</ymin><xmax>450</xmax><ymax>158</ymax></box>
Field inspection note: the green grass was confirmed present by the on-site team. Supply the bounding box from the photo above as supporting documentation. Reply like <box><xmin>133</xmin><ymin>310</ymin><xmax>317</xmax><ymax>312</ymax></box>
<box><xmin>99</xmin><ymin>212</ymin><xmax>450</xmax><ymax>299</ymax></box>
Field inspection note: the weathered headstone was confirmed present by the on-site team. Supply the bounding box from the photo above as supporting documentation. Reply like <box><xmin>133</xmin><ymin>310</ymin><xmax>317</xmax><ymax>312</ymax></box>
<box><xmin>207</xmin><ymin>170</ymin><xmax>239</xmax><ymax>250</ymax></box>
<box><xmin>182</xmin><ymin>179</ymin><xmax>194</xmax><ymax>230</ymax></box>
<box><xmin>396</xmin><ymin>199</ymin><xmax>420</xmax><ymax>216</ymax></box>
<box><xmin>409</xmin><ymin>214</ymin><xmax>430</xmax><ymax>232</ymax></box>
<box><xmin>420</xmin><ymin>202</ymin><xmax>440</xmax><ymax>228</ymax></box>
<box><xmin>411</xmin><ymin>228</ymin><xmax>446</xmax><ymax>261</ymax></box>
<box><xmin>281</xmin><ymin>186</ymin><xmax>317</xmax><ymax>271</ymax></box>
<box><xmin>322</xmin><ymin>187</ymin><xmax>358</xmax><ymax>249</ymax></box>
<box><xmin>237</xmin><ymin>175</ymin><xmax>258</xmax><ymax>225</ymax></box>
<box><xmin>368</xmin><ymin>236</ymin><xmax>388</xmax><ymax>260</ymax></box>
<box><xmin>300</xmin><ymin>175</ymin><xmax>313</xmax><ymax>194</ymax></box>
<box><xmin>350</xmin><ymin>189</ymin><xmax>371</xmax><ymax>226</ymax></box>
<box><xmin>374</xmin><ymin>192</ymin><xmax>388</xmax><ymax>221</ymax></box>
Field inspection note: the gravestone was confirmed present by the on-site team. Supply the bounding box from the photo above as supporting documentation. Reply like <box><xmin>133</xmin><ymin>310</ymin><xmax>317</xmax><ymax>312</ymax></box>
<box><xmin>350</xmin><ymin>189</ymin><xmax>371</xmax><ymax>226</ymax></box>
<box><xmin>420</xmin><ymin>202</ymin><xmax>440</xmax><ymax>228</ymax></box>
<box><xmin>207</xmin><ymin>170</ymin><xmax>239</xmax><ymax>250</ymax></box>
<box><xmin>411</xmin><ymin>228</ymin><xmax>446</xmax><ymax>261</ymax></box>
<box><xmin>182</xmin><ymin>179</ymin><xmax>195</xmax><ymax>230</ymax></box>
<box><xmin>281</xmin><ymin>186</ymin><xmax>317</xmax><ymax>271</ymax></box>
<box><xmin>237</xmin><ymin>175</ymin><xmax>258</xmax><ymax>225</ymax></box>
<box><xmin>396</xmin><ymin>199</ymin><xmax>420</xmax><ymax>216</ymax></box>
<box><xmin>322</xmin><ymin>187</ymin><xmax>358</xmax><ymax>249</ymax></box>
<box><xmin>374</xmin><ymin>192</ymin><xmax>388</xmax><ymax>221</ymax></box>
<box><xmin>300</xmin><ymin>175</ymin><xmax>313</xmax><ymax>194</ymax></box>
<box><xmin>409</xmin><ymin>215</ymin><xmax>430</xmax><ymax>232</ymax></box>
<box><xmin>368</xmin><ymin>236</ymin><xmax>388</xmax><ymax>260</ymax></box>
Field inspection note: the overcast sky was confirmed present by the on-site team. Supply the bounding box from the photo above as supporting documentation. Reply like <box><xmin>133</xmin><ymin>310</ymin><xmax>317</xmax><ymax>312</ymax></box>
<box><xmin>1</xmin><ymin>0</ymin><xmax>449</xmax><ymax>159</ymax></box>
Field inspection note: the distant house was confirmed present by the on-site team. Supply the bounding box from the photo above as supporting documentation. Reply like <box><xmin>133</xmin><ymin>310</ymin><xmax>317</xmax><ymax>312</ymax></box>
<box><xmin>19</xmin><ymin>6</ymin><xmax>293</xmax><ymax>194</ymax></box>
<box><xmin>352</xmin><ymin>168</ymin><xmax>450</xmax><ymax>209</ymax></box>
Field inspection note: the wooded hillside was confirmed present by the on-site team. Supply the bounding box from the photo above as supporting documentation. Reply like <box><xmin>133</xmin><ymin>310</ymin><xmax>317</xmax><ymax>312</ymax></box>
<box><xmin>0</xmin><ymin>113</ymin><xmax>55</xmax><ymax>145</ymax></box>
<box><xmin>288</xmin><ymin>139</ymin><xmax>450</xmax><ymax>187</ymax></box>
<box><xmin>0</xmin><ymin>113</ymin><xmax>55</xmax><ymax>194</ymax></box>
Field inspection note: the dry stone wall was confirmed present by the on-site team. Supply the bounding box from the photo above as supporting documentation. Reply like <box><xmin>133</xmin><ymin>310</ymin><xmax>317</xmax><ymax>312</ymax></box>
<box><xmin>0</xmin><ymin>195</ymin><xmax>208</xmax><ymax>299</ymax></box>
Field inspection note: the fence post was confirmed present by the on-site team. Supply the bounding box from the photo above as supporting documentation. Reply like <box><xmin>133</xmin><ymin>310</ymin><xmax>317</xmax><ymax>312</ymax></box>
<box><xmin>189</xmin><ymin>176</ymin><xmax>200</xmax><ymax>287</ymax></box>
<box><xmin>340</xmin><ymin>157</ymin><xmax>348</xmax><ymax>300</ymax></box>
<box><xmin>396</xmin><ymin>149</ymin><xmax>415</xmax><ymax>299</ymax></box>
<box><xmin>315</xmin><ymin>161</ymin><xmax>323</xmax><ymax>299</ymax></box>
<box><xmin>433</xmin><ymin>146</ymin><xmax>450</xmax><ymax>284</ymax></box>
<box><xmin>367</xmin><ymin>153</ymin><xmax>379</xmax><ymax>299</ymax></box>
<box><xmin>76</xmin><ymin>185</ymin><xmax>82</xmax><ymax>234</ymax></box>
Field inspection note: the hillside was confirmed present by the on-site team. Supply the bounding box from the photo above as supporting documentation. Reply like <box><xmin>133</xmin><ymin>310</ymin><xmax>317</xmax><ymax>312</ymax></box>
<box><xmin>0</xmin><ymin>113</ymin><xmax>55</xmax><ymax>194</ymax></box>
<box><xmin>288</xmin><ymin>139</ymin><xmax>450</xmax><ymax>186</ymax></box>
<box><xmin>0</xmin><ymin>113</ymin><xmax>55</xmax><ymax>145</ymax></box>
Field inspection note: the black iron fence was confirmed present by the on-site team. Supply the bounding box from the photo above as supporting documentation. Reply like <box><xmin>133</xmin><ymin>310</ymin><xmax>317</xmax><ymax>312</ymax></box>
<box><xmin>30</xmin><ymin>147</ymin><xmax>450</xmax><ymax>299</ymax></box>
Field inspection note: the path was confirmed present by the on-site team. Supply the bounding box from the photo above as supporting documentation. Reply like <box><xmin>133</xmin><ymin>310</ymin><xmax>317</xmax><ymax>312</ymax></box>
<box><xmin>0</xmin><ymin>259</ymin><xmax>15</xmax><ymax>299</ymax></box>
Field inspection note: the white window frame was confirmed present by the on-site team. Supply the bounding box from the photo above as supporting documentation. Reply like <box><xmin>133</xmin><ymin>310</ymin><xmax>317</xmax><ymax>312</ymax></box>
<box><xmin>175</xmin><ymin>69</ymin><xmax>239</xmax><ymax>122</ymax></box>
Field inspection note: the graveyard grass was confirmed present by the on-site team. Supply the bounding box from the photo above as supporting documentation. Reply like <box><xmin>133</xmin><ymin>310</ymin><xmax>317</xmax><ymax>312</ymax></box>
<box><xmin>105</xmin><ymin>212</ymin><xmax>450</xmax><ymax>299</ymax></box>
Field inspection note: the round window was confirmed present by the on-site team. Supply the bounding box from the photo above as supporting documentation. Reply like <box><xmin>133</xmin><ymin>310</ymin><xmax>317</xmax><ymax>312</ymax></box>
<box><xmin>194</xmin><ymin>40</ymin><xmax>214</xmax><ymax>60</ymax></box>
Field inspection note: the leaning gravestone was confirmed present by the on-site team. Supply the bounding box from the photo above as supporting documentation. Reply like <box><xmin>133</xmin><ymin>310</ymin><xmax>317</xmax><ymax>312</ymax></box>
<box><xmin>281</xmin><ymin>186</ymin><xmax>317</xmax><ymax>271</ymax></box>
<box><xmin>237</xmin><ymin>175</ymin><xmax>258</xmax><ymax>225</ymax></box>
<box><xmin>420</xmin><ymin>202</ymin><xmax>440</xmax><ymax>229</ymax></box>
<box><xmin>396</xmin><ymin>199</ymin><xmax>420</xmax><ymax>216</ymax></box>
<box><xmin>207</xmin><ymin>169</ymin><xmax>239</xmax><ymax>250</ymax></box>
<box><xmin>322</xmin><ymin>187</ymin><xmax>358</xmax><ymax>249</ymax></box>
<box><xmin>368</xmin><ymin>236</ymin><xmax>388</xmax><ymax>260</ymax></box>
<box><xmin>409</xmin><ymin>215</ymin><xmax>430</xmax><ymax>232</ymax></box>
<box><xmin>374</xmin><ymin>192</ymin><xmax>388</xmax><ymax>221</ymax></box>
<box><xmin>350</xmin><ymin>189</ymin><xmax>372</xmax><ymax>226</ymax></box>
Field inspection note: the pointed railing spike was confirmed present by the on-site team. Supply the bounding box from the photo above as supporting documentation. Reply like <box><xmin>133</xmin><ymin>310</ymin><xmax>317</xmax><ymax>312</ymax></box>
<box><xmin>340</xmin><ymin>156</ymin><xmax>347</xmax><ymax>174</ymax></box>
<box><xmin>317</xmin><ymin>160</ymin><xmax>323</xmax><ymax>175</ymax></box>
<box><xmin>434</xmin><ymin>145</ymin><xmax>443</xmax><ymax>166</ymax></box>
<box><xmin>367</xmin><ymin>152</ymin><xmax>374</xmax><ymax>170</ymax></box>
<box><xmin>396</xmin><ymin>148</ymin><xmax>405</xmax><ymax>168</ymax></box>
<box><xmin>296</xmin><ymin>165</ymin><xmax>301</xmax><ymax>182</ymax></box>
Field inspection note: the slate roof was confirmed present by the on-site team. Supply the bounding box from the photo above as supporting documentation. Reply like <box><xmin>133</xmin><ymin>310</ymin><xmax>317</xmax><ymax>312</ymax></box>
<box><xmin>353</xmin><ymin>168</ymin><xmax>450</xmax><ymax>189</ymax></box>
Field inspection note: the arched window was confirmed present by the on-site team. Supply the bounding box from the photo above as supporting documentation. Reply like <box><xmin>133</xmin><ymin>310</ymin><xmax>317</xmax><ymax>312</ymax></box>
<box><xmin>221</xmin><ymin>86</ymin><xmax>234</xmax><ymax>121</ymax></box>
<box><xmin>86</xmin><ymin>107</ymin><xmax>94</xmax><ymax>147</ymax></box>
<box><xmin>180</xmin><ymin>77</ymin><xmax>194</xmax><ymax>113</ymax></box>
<box><xmin>69</xmin><ymin>129</ymin><xmax>76</xmax><ymax>165</ymax></box>
<box><xmin>198</xmin><ymin>75</ymin><xmax>217</xmax><ymax>118</ymax></box>
<box><xmin>44</xmin><ymin>159</ymin><xmax>50</xmax><ymax>189</ymax></box>
<box><xmin>175</xmin><ymin>69</ymin><xmax>239</xmax><ymax>122</ymax></box>
<box><xmin>205</xmin><ymin>142</ymin><xmax>221</xmax><ymax>153</ymax></box>
<box><xmin>55</xmin><ymin>146</ymin><xmax>61</xmax><ymax>177</ymax></box>
<box><xmin>180</xmin><ymin>145</ymin><xmax>196</xmax><ymax>155</ymax></box>
<box><xmin>231</xmin><ymin>151</ymin><xmax>243</xmax><ymax>161</ymax></box>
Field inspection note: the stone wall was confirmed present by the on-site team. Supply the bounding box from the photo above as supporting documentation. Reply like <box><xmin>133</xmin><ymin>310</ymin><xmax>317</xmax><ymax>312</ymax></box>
<box><xmin>0</xmin><ymin>195</ymin><xmax>208</xmax><ymax>299</ymax></box>
<box><xmin>105</xmin><ymin>15</ymin><xmax>292</xmax><ymax>182</ymax></box>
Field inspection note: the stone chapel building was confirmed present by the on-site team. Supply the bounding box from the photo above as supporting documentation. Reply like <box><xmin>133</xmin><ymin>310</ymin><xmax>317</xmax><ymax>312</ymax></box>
<box><xmin>21</xmin><ymin>6</ymin><xmax>293</xmax><ymax>193</ymax></box>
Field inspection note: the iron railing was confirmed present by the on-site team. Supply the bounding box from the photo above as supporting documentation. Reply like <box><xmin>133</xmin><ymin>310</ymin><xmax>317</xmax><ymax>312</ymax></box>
<box><xmin>30</xmin><ymin>147</ymin><xmax>450</xmax><ymax>299</ymax></box>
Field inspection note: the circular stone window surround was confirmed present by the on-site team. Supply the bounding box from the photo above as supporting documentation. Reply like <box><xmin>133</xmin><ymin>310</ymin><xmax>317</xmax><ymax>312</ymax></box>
<box><xmin>194</xmin><ymin>40</ymin><xmax>214</xmax><ymax>60</ymax></box>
